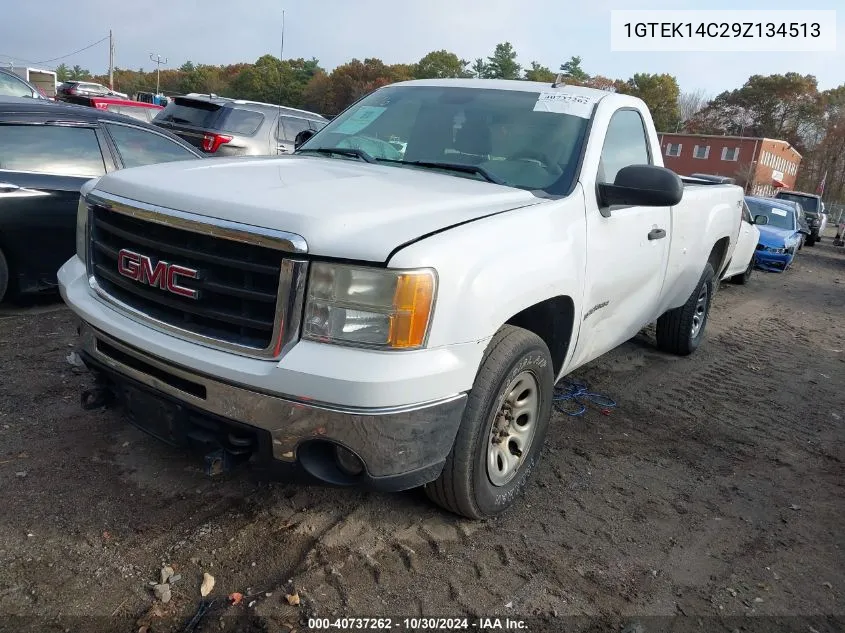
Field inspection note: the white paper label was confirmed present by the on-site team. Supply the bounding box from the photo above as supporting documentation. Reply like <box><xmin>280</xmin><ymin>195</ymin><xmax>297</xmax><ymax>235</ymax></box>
<box><xmin>771</xmin><ymin>208</ymin><xmax>788</xmax><ymax>217</ymax></box>
<box><xmin>533</xmin><ymin>93</ymin><xmax>597</xmax><ymax>118</ymax></box>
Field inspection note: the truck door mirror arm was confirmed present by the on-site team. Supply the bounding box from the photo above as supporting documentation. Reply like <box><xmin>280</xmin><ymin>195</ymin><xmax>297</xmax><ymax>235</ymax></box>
<box><xmin>597</xmin><ymin>164</ymin><xmax>684</xmax><ymax>217</ymax></box>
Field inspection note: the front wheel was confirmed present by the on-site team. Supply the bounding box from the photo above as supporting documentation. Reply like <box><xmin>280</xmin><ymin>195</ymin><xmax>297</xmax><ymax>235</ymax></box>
<box><xmin>425</xmin><ymin>325</ymin><xmax>554</xmax><ymax>519</ymax></box>
<box><xmin>656</xmin><ymin>263</ymin><xmax>714</xmax><ymax>356</ymax></box>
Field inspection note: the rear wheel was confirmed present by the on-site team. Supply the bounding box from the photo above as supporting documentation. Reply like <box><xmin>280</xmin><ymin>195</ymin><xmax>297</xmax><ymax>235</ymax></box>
<box><xmin>806</xmin><ymin>235</ymin><xmax>817</xmax><ymax>246</ymax></box>
<box><xmin>656</xmin><ymin>263</ymin><xmax>714</xmax><ymax>356</ymax></box>
<box><xmin>0</xmin><ymin>249</ymin><xmax>8</xmax><ymax>303</ymax></box>
<box><xmin>731</xmin><ymin>256</ymin><xmax>754</xmax><ymax>285</ymax></box>
<box><xmin>425</xmin><ymin>325</ymin><xmax>554</xmax><ymax>519</ymax></box>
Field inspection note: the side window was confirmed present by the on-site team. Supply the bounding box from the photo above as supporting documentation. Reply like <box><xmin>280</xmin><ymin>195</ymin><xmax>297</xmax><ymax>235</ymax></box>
<box><xmin>0</xmin><ymin>124</ymin><xmax>105</xmax><ymax>176</ymax></box>
<box><xmin>105</xmin><ymin>123</ymin><xmax>197</xmax><ymax>168</ymax></box>
<box><xmin>219</xmin><ymin>109</ymin><xmax>264</xmax><ymax>136</ymax></box>
<box><xmin>598</xmin><ymin>109</ymin><xmax>650</xmax><ymax>184</ymax></box>
<box><xmin>741</xmin><ymin>201</ymin><xmax>752</xmax><ymax>224</ymax></box>
<box><xmin>0</xmin><ymin>72</ymin><xmax>34</xmax><ymax>98</ymax></box>
<box><xmin>277</xmin><ymin>116</ymin><xmax>311</xmax><ymax>142</ymax></box>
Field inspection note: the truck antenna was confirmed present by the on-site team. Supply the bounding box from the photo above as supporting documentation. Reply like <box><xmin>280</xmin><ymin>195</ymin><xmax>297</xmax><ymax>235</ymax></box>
<box><xmin>278</xmin><ymin>9</ymin><xmax>285</xmax><ymax>113</ymax></box>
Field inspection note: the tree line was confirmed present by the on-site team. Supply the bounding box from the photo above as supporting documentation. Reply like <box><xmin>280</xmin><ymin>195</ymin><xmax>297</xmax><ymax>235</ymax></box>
<box><xmin>56</xmin><ymin>42</ymin><xmax>844</xmax><ymax>204</ymax></box>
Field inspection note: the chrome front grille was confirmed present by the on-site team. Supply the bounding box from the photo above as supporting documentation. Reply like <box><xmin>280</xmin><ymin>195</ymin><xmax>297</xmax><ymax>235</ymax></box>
<box><xmin>84</xmin><ymin>192</ymin><xmax>308</xmax><ymax>359</ymax></box>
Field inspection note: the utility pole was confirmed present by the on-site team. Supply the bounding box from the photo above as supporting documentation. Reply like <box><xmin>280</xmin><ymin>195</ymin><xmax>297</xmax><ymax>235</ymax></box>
<box><xmin>108</xmin><ymin>30</ymin><xmax>114</xmax><ymax>90</ymax></box>
<box><xmin>150</xmin><ymin>52</ymin><xmax>167</xmax><ymax>95</ymax></box>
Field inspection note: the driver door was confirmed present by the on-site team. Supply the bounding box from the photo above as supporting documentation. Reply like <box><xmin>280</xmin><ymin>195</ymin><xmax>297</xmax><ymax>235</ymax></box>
<box><xmin>569</xmin><ymin>108</ymin><xmax>671</xmax><ymax>368</ymax></box>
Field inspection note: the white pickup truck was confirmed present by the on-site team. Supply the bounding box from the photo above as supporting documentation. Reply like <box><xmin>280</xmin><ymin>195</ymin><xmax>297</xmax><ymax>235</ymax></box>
<box><xmin>59</xmin><ymin>79</ymin><xmax>743</xmax><ymax>519</ymax></box>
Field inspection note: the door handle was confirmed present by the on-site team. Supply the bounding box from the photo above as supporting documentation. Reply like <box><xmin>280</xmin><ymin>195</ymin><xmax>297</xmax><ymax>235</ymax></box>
<box><xmin>0</xmin><ymin>182</ymin><xmax>21</xmax><ymax>193</ymax></box>
<box><xmin>648</xmin><ymin>228</ymin><xmax>666</xmax><ymax>240</ymax></box>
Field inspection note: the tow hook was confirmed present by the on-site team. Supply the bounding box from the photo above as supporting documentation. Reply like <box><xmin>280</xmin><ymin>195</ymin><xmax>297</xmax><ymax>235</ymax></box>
<box><xmin>81</xmin><ymin>386</ymin><xmax>113</xmax><ymax>410</ymax></box>
<box><xmin>204</xmin><ymin>449</ymin><xmax>236</xmax><ymax>477</ymax></box>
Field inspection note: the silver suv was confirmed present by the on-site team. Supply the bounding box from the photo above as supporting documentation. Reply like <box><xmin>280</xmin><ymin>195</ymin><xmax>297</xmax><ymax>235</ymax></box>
<box><xmin>151</xmin><ymin>94</ymin><xmax>327</xmax><ymax>157</ymax></box>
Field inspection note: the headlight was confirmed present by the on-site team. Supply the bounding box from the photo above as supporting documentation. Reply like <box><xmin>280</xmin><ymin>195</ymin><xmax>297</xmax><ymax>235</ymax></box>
<box><xmin>75</xmin><ymin>196</ymin><xmax>89</xmax><ymax>263</ymax></box>
<box><xmin>303</xmin><ymin>263</ymin><xmax>436</xmax><ymax>349</ymax></box>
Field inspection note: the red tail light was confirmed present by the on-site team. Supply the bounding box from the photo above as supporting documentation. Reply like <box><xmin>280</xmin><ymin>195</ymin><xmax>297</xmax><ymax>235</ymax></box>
<box><xmin>202</xmin><ymin>133</ymin><xmax>232</xmax><ymax>153</ymax></box>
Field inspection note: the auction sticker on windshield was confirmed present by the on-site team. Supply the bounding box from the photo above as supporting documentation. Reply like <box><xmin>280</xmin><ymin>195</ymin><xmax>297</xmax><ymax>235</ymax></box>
<box><xmin>335</xmin><ymin>106</ymin><xmax>387</xmax><ymax>135</ymax></box>
<box><xmin>771</xmin><ymin>208</ymin><xmax>788</xmax><ymax>216</ymax></box>
<box><xmin>533</xmin><ymin>93</ymin><xmax>597</xmax><ymax>118</ymax></box>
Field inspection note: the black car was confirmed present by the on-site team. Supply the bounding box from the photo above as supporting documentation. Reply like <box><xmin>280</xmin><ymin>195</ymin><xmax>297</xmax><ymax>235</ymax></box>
<box><xmin>0</xmin><ymin>96</ymin><xmax>203</xmax><ymax>302</ymax></box>
<box><xmin>56</xmin><ymin>80</ymin><xmax>128</xmax><ymax>101</ymax></box>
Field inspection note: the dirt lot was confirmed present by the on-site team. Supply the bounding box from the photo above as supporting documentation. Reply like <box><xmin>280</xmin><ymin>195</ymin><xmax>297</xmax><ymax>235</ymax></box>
<box><xmin>1</xmin><ymin>232</ymin><xmax>843</xmax><ymax>633</ymax></box>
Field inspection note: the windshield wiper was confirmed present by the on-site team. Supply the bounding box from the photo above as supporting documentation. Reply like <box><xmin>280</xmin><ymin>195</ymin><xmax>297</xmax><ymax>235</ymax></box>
<box><xmin>297</xmin><ymin>147</ymin><xmax>376</xmax><ymax>163</ymax></box>
<box><xmin>378</xmin><ymin>159</ymin><xmax>505</xmax><ymax>185</ymax></box>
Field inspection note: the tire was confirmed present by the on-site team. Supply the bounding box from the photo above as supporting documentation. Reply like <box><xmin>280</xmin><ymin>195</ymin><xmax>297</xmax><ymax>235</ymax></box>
<box><xmin>425</xmin><ymin>325</ymin><xmax>554</xmax><ymax>519</ymax></box>
<box><xmin>806</xmin><ymin>235</ymin><xmax>816</xmax><ymax>246</ymax></box>
<box><xmin>0</xmin><ymin>248</ymin><xmax>8</xmax><ymax>304</ymax></box>
<box><xmin>656</xmin><ymin>263</ymin><xmax>714</xmax><ymax>356</ymax></box>
<box><xmin>731</xmin><ymin>255</ymin><xmax>754</xmax><ymax>285</ymax></box>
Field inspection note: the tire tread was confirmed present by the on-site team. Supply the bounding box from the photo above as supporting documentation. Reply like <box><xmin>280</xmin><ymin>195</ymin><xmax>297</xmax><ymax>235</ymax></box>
<box><xmin>656</xmin><ymin>263</ymin><xmax>714</xmax><ymax>356</ymax></box>
<box><xmin>425</xmin><ymin>325</ymin><xmax>549</xmax><ymax>519</ymax></box>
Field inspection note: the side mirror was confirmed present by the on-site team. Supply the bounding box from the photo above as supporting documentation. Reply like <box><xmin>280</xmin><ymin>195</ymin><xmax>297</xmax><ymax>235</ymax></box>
<box><xmin>294</xmin><ymin>129</ymin><xmax>316</xmax><ymax>150</ymax></box>
<box><xmin>597</xmin><ymin>165</ymin><xmax>683</xmax><ymax>217</ymax></box>
<box><xmin>753</xmin><ymin>214</ymin><xmax>769</xmax><ymax>226</ymax></box>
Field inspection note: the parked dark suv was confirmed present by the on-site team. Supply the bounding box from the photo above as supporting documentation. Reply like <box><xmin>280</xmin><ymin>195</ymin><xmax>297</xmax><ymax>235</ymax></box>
<box><xmin>0</xmin><ymin>97</ymin><xmax>202</xmax><ymax>302</ymax></box>
<box><xmin>151</xmin><ymin>94</ymin><xmax>327</xmax><ymax>156</ymax></box>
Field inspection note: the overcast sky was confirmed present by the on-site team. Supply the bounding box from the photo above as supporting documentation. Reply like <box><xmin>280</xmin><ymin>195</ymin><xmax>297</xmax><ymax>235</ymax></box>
<box><xmin>1</xmin><ymin>0</ymin><xmax>841</xmax><ymax>97</ymax></box>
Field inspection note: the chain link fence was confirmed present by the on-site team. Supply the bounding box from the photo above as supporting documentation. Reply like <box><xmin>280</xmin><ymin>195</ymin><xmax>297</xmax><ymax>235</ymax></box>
<box><xmin>826</xmin><ymin>202</ymin><xmax>844</xmax><ymax>227</ymax></box>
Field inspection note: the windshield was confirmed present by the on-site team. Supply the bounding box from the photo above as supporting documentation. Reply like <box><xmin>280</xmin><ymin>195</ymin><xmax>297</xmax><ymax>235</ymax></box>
<box><xmin>776</xmin><ymin>192</ymin><xmax>819</xmax><ymax>215</ymax></box>
<box><xmin>298</xmin><ymin>85</ymin><xmax>591</xmax><ymax>194</ymax></box>
<box><xmin>747</xmin><ymin>199</ymin><xmax>795</xmax><ymax>230</ymax></box>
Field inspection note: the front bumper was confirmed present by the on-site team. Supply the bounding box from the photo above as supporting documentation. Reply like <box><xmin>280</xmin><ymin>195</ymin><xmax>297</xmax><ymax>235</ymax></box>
<box><xmin>755</xmin><ymin>249</ymin><xmax>793</xmax><ymax>272</ymax></box>
<box><xmin>78</xmin><ymin>323</ymin><xmax>466</xmax><ymax>490</ymax></box>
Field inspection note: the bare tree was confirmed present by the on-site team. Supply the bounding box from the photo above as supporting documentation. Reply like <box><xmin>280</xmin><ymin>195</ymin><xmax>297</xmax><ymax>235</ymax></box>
<box><xmin>678</xmin><ymin>89</ymin><xmax>710</xmax><ymax>126</ymax></box>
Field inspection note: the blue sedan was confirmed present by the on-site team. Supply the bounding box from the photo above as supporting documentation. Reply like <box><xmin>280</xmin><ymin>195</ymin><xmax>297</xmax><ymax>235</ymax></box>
<box><xmin>745</xmin><ymin>196</ymin><xmax>808</xmax><ymax>272</ymax></box>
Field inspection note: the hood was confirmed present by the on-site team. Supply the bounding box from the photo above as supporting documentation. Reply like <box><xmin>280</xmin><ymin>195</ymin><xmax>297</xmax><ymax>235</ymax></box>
<box><xmin>93</xmin><ymin>155</ymin><xmax>543</xmax><ymax>262</ymax></box>
<box><xmin>757</xmin><ymin>224</ymin><xmax>795</xmax><ymax>246</ymax></box>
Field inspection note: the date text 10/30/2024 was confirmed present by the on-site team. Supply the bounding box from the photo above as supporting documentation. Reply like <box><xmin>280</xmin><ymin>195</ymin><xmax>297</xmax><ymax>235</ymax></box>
<box><xmin>307</xmin><ymin>617</ymin><xmax>528</xmax><ymax>630</ymax></box>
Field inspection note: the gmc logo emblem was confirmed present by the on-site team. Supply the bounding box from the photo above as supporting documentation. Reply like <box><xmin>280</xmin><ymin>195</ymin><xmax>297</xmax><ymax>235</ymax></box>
<box><xmin>117</xmin><ymin>249</ymin><xmax>200</xmax><ymax>299</ymax></box>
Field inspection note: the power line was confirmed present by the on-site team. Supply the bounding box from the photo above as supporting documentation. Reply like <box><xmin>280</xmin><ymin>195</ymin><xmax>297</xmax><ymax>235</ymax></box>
<box><xmin>34</xmin><ymin>36</ymin><xmax>110</xmax><ymax>65</ymax></box>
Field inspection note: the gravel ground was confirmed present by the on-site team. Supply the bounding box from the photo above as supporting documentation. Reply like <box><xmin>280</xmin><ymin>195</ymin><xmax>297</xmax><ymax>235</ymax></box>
<box><xmin>0</xmin><ymin>231</ymin><xmax>843</xmax><ymax>633</ymax></box>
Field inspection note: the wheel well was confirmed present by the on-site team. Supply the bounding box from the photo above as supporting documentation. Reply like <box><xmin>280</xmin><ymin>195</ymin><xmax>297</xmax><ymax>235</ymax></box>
<box><xmin>708</xmin><ymin>237</ymin><xmax>731</xmax><ymax>278</ymax></box>
<box><xmin>505</xmin><ymin>296</ymin><xmax>574</xmax><ymax>375</ymax></box>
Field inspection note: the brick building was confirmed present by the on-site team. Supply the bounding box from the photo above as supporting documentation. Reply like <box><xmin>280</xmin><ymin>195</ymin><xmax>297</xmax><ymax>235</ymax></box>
<box><xmin>656</xmin><ymin>133</ymin><xmax>802</xmax><ymax>197</ymax></box>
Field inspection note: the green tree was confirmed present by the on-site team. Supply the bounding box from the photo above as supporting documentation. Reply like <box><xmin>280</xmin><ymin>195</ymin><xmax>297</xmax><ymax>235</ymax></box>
<box><xmin>559</xmin><ymin>56</ymin><xmax>589</xmax><ymax>82</ymax></box>
<box><xmin>68</xmin><ymin>65</ymin><xmax>91</xmax><ymax>80</ymax></box>
<box><xmin>688</xmin><ymin>73</ymin><xmax>821</xmax><ymax>148</ymax></box>
<box><xmin>620</xmin><ymin>73</ymin><xmax>681</xmax><ymax>132</ymax></box>
<box><xmin>179</xmin><ymin>61</ymin><xmax>196</xmax><ymax>73</ymax></box>
<box><xmin>471</xmin><ymin>58</ymin><xmax>487</xmax><ymax>79</ymax></box>
<box><xmin>484</xmin><ymin>42</ymin><xmax>521</xmax><ymax>80</ymax></box>
<box><xmin>524</xmin><ymin>61</ymin><xmax>556</xmax><ymax>83</ymax></box>
<box><xmin>413</xmin><ymin>50</ymin><xmax>471</xmax><ymax>79</ymax></box>
<box><xmin>229</xmin><ymin>55</ymin><xmax>323</xmax><ymax>106</ymax></box>
<box><xmin>55</xmin><ymin>64</ymin><xmax>70</xmax><ymax>82</ymax></box>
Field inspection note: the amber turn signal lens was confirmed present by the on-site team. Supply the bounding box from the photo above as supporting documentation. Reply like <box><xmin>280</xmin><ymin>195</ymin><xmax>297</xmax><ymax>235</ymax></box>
<box><xmin>388</xmin><ymin>272</ymin><xmax>435</xmax><ymax>348</ymax></box>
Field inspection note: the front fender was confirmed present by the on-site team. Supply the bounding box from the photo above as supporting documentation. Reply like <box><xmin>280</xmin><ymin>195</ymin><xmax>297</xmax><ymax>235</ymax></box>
<box><xmin>388</xmin><ymin>193</ymin><xmax>587</xmax><ymax>352</ymax></box>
